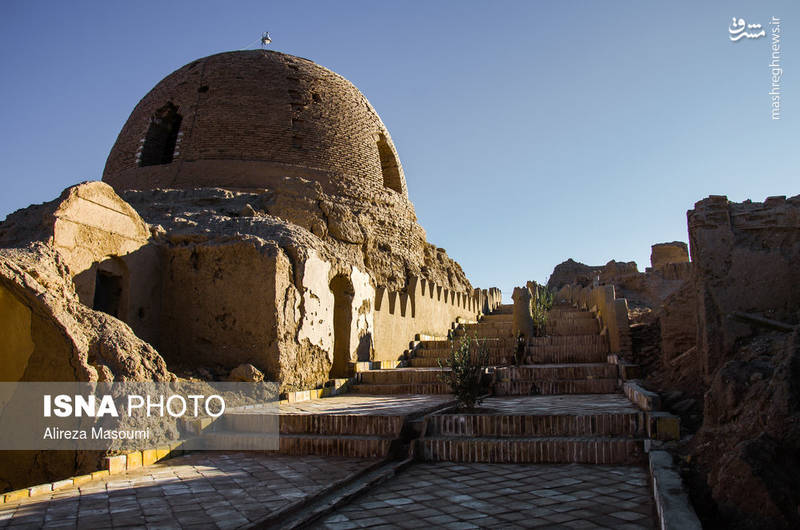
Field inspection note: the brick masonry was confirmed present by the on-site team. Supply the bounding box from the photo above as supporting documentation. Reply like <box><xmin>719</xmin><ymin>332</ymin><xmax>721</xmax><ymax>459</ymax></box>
<box><xmin>103</xmin><ymin>50</ymin><xmax>408</xmax><ymax>199</ymax></box>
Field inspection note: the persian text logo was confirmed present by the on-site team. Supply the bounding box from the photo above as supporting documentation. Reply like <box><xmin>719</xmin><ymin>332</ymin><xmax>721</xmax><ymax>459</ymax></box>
<box><xmin>729</xmin><ymin>17</ymin><xmax>765</xmax><ymax>41</ymax></box>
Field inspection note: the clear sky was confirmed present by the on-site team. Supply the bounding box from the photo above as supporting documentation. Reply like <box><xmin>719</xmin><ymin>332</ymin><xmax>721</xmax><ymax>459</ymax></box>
<box><xmin>1</xmin><ymin>1</ymin><xmax>797</xmax><ymax>300</ymax></box>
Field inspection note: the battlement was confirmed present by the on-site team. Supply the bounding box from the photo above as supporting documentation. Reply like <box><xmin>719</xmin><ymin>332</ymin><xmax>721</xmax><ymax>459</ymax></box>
<box><xmin>372</xmin><ymin>276</ymin><xmax>500</xmax><ymax>361</ymax></box>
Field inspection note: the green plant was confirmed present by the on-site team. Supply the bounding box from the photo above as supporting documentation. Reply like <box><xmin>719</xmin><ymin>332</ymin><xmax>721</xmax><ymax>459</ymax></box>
<box><xmin>531</xmin><ymin>284</ymin><xmax>554</xmax><ymax>337</ymax></box>
<box><xmin>438</xmin><ymin>333</ymin><xmax>489</xmax><ymax>409</ymax></box>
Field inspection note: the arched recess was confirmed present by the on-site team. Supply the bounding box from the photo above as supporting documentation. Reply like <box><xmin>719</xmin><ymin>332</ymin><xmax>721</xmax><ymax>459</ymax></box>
<box><xmin>329</xmin><ymin>274</ymin><xmax>355</xmax><ymax>378</ymax></box>
<box><xmin>140</xmin><ymin>102</ymin><xmax>182</xmax><ymax>166</ymax></box>
<box><xmin>376</xmin><ymin>133</ymin><xmax>402</xmax><ymax>193</ymax></box>
<box><xmin>91</xmin><ymin>257</ymin><xmax>130</xmax><ymax>321</ymax></box>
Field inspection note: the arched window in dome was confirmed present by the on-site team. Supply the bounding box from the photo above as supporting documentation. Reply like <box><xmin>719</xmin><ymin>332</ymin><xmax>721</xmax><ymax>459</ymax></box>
<box><xmin>140</xmin><ymin>102</ymin><xmax>182</xmax><ymax>167</ymax></box>
<box><xmin>376</xmin><ymin>134</ymin><xmax>402</xmax><ymax>193</ymax></box>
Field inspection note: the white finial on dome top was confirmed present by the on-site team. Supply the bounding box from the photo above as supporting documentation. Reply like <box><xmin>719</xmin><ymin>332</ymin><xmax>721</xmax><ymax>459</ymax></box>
<box><xmin>260</xmin><ymin>32</ymin><xmax>272</xmax><ymax>48</ymax></box>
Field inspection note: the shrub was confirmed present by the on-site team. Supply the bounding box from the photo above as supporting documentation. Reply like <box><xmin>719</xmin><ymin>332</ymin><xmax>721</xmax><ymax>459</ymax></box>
<box><xmin>438</xmin><ymin>333</ymin><xmax>489</xmax><ymax>409</ymax></box>
<box><xmin>532</xmin><ymin>284</ymin><xmax>554</xmax><ymax>337</ymax></box>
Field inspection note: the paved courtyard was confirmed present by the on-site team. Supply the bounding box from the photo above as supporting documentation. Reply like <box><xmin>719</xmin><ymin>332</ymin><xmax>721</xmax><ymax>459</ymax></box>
<box><xmin>0</xmin><ymin>453</ymin><xmax>377</xmax><ymax>529</ymax></box>
<box><xmin>312</xmin><ymin>462</ymin><xmax>655</xmax><ymax>529</ymax></box>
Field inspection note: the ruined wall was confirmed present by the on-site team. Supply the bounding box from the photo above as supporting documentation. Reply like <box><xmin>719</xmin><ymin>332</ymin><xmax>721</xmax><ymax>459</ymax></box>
<box><xmin>0</xmin><ymin>244</ymin><xmax>173</xmax><ymax>383</ymax></box>
<box><xmin>658</xmin><ymin>279</ymin><xmax>697</xmax><ymax>364</ymax></box>
<box><xmin>373</xmin><ymin>278</ymin><xmax>493</xmax><ymax>361</ymax></box>
<box><xmin>688</xmin><ymin>195</ymin><xmax>800</xmax><ymax>378</ymax></box>
<box><xmin>0</xmin><ymin>181</ymin><xmax>152</xmax><ymax>306</ymax></box>
<box><xmin>650</xmin><ymin>241</ymin><xmax>690</xmax><ymax>270</ymax></box>
<box><xmin>546</xmin><ymin>259</ymin><xmax>604</xmax><ymax>290</ymax></box>
<box><xmin>158</xmin><ymin>238</ymin><xmax>284</xmax><ymax>376</ymax></box>
<box><xmin>685</xmin><ymin>195</ymin><xmax>800</xmax><ymax>528</ymax></box>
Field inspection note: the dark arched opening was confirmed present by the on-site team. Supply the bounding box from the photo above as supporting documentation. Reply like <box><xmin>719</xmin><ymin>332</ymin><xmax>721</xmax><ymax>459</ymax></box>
<box><xmin>91</xmin><ymin>257</ymin><xmax>129</xmax><ymax>321</ymax></box>
<box><xmin>329</xmin><ymin>275</ymin><xmax>355</xmax><ymax>378</ymax></box>
<box><xmin>376</xmin><ymin>133</ymin><xmax>402</xmax><ymax>193</ymax></box>
<box><xmin>140</xmin><ymin>102</ymin><xmax>182</xmax><ymax>166</ymax></box>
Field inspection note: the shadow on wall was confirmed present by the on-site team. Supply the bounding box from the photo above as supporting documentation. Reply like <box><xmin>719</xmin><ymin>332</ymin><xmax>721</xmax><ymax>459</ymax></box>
<box><xmin>330</xmin><ymin>274</ymin><xmax>354</xmax><ymax>379</ymax></box>
<box><xmin>74</xmin><ymin>256</ymin><xmax>130</xmax><ymax>321</ymax></box>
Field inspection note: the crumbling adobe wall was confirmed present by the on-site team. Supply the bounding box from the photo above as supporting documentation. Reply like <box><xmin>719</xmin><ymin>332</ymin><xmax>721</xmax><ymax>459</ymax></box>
<box><xmin>688</xmin><ymin>195</ymin><xmax>800</xmax><ymax>378</ymax></box>
<box><xmin>550</xmin><ymin>253</ymin><xmax>690</xmax><ymax>310</ymax></box>
<box><xmin>546</xmin><ymin>259</ymin><xmax>603</xmax><ymax>290</ymax></box>
<box><xmin>122</xmin><ymin>180</ymin><xmax>469</xmax><ymax>295</ymax></box>
<box><xmin>0</xmin><ymin>182</ymin><xmax>164</xmax><ymax>347</ymax></box>
<box><xmin>650</xmin><ymin>241</ymin><xmax>690</xmax><ymax>269</ymax></box>
<box><xmin>685</xmin><ymin>195</ymin><xmax>800</xmax><ymax>529</ymax></box>
<box><xmin>0</xmin><ymin>243</ymin><xmax>174</xmax><ymax>383</ymax></box>
<box><xmin>659</xmin><ymin>278</ymin><xmax>697</xmax><ymax>365</ymax></box>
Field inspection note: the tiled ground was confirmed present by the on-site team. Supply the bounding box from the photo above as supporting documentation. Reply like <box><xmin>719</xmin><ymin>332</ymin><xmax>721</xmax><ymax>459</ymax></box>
<box><xmin>0</xmin><ymin>453</ymin><xmax>378</xmax><ymax>529</ymax></box>
<box><xmin>475</xmin><ymin>394</ymin><xmax>640</xmax><ymax>415</ymax></box>
<box><xmin>277</xmin><ymin>394</ymin><xmax>452</xmax><ymax>416</ymax></box>
<box><xmin>312</xmin><ymin>462</ymin><xmax>655</xmax><ymax>529</ymax></box>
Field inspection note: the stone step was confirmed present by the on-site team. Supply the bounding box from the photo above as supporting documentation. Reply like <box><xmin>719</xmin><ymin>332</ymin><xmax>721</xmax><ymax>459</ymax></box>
<box><xmin>453</xmin><ymin>329</ymin><xmax>514</xmax><ymax>339</ymax></box>
<box><xmin>351</xmin><ymin>383</ymin><xmax>452</xmax><ymax>394</ymax></box>
<box><xmin>546</xmin><ymin>320</ymin><xmax>600</xmax><ymax>336</ymax></box>
<box><xmin>418</xmin><ymin>436</ymin><xmax>645</xmax><ymax>465</ymax></box>
<box><xmin>425</xmin><ymin>412</ymin><xmax>642</xmax><ymax>438</ymax></box>
<box><xmin>491</xmin><ymin>304</ymin><xmax>514</xmax><ymax>315</ymax></box>
<box><xmin>415</xmin><ymin>344</ymin><xmax>509</xmax><ymax>357</ymax></box>
<box><xmin>527</xmin><ymin>335</ymin><xmax>606</xmax><ymax>346</ymax></box>
<box><xmin>496</xmin><ymin>363</ymin><xmax>617</xmax><ymax>381</ymax></box>
<box><xmin>527</xmin><ymin>336</ymin><xmax>609</xmax><ymax>356</ymax></box>
<box><xmin>525</xmin><ymin>349</ymin><xmax>608</xmax><ymax>364</ymax></box>
<box><xmin>203</xmin><ymin>432</ymin><xmax>393</xmax><ymax>458</ymax></box>
<box><xmin>481</xmin><ymin>314</ymin><xmax>512</xmax><ymax>322</ymax></box>
<box><xmin>220</xmin><ymin>414</ymin><xmax>404</xmax><ymax>436</ymax></box>
<box><xmin>359</xmin><ymin>368</ymin><xmax>448</xmax><ymax>385</ymax></box>
<box><xmin>418</xmin><ymin>338</ymin><xmax>507</xmax><ymax>349</ymax></box>
<box><xmin>494</xmin><ymin>379</ymin><xmax>618</xmax><ymax>396</ymax></box>
<box><xmin>410</xmin><ymin>352</ymin><xmax>514</xmax><ymax>367</ymax></box>
<box><xmin>461</xmin><ymin>321</ymin><xmax>513</xmax><ymax>330</ymax></box>
<box><xmin>548</xmin><ymin>310</ymin><xmax>596</xmax><ymax>319</ymax></box>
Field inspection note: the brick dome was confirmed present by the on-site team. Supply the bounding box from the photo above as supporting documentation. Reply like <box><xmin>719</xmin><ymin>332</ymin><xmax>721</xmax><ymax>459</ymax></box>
<box><xmin>102</xmin><ymin>50</ymin><xmax>407</xmax><ymax>197</ymax></box>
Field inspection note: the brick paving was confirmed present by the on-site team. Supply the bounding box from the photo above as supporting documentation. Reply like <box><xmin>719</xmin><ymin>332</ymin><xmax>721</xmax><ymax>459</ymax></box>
<box><xmin>313</xmin><ymin>462</ymin><xmax>655</xmax><ymax>529</ymax></box>
<box><xmin>0</xmin><ymin>452</ymin><xmax>378</xmax><ymax>529</ymax></box>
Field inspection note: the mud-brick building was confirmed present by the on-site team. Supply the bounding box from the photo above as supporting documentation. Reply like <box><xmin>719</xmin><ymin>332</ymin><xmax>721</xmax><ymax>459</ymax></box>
<box><xmin>0</xmin><ymin>49</ymin><xmax>501</xmax><ymax>390</ymax></box>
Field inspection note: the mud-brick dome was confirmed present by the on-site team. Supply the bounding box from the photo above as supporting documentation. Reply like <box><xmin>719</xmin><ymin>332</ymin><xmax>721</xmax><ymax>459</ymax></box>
<box><xmin>102</xmin><ymin>50</ymin><xmax>407</xmax><ymax>197</ymax></box>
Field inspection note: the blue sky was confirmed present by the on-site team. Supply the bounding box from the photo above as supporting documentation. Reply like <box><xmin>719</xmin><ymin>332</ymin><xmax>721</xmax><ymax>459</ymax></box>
<box><xmin>1</xmin><ymin>1</ymin><xmax>797</xmax><ymax>300</ymax></box>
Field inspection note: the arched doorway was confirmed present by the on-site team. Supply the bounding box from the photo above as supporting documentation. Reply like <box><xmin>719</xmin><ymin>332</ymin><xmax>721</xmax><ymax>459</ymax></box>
<box><xmin>92</xmin><ymin>257</ymin><xmax>129</xmax><ymax>321</ymax></box>
<box><xmin>329</xmin><ymin>274</ymin><xmax>354</xmax><ymax>378</ymax></box>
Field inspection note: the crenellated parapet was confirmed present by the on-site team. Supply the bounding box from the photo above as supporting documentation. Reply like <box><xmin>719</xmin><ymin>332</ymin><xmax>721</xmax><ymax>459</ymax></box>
<box><xmin>372</xmin><ymin>276</ymin><xmax>500</xmax><ymax>361</ymax></box>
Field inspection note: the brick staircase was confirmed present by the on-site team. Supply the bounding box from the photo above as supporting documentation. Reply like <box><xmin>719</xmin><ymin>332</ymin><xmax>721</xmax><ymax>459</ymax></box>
<box><xmin>201</xmin><ymin>396</ymin><xmax>453</xmax><ymax>458</ymax></box>
<box><xmin>350</xmin><ymin>304</ymin><xmax>516</xmax><ymax>394</ymax></box>
<box><xmin>417</xmin><ymin>303</ymin><xmax>646</xmax><ymax>465</ymax></box>
<box><xmin>351</xmin><ymin>367</ymin><xmax>452</xmax><ymax>394</ymax></box>
<box><xmin>494</xmin><ymin>304</ymin><xmax>615</xmax><ymax>395</ymax></box>
<box><xmin>417</xmin><ymin>395</ymin><xmax>645</xmax><ymax>465</ymax></box>
<box><xmin>204</xmin><ymin>413</ymin><xmax>401</xmax><ymax>457</ymax></box>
